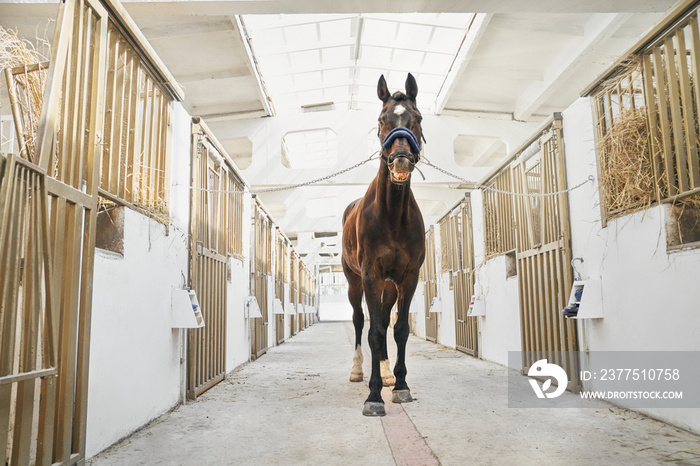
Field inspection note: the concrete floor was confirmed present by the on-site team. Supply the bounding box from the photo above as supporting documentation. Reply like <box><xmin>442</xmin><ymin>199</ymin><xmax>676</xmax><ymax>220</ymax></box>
<box><xmin>89</xmin><ymin>322</ymin><xmax>700</xmax><ymax>465</ymax></box>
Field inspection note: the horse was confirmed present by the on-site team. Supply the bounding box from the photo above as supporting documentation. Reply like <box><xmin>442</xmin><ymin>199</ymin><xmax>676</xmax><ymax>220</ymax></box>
<box><xmin>341</xmin><ymin>73</ymin><xmax>426</xmax><ymax>416</ymax></box>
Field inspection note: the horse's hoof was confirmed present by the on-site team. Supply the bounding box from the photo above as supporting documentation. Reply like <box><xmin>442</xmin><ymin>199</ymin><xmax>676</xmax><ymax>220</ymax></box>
<box><xmin>392</xmin><ymin>389</ymin><xmax>413</xmax><ymax>403</ymax></box>
<box><xmin>350</xmin><ymin>372</ymin><xmax>363</xmax><ymax>382</ymax></box>
<box><xmin>382</xmin><ymin>375</ymin><xmax>396</xmax><ymax>386</ymax></box>
<box><xmin>362</xmin><ymin>401</ymin><xmax>386</xmax><ymax>417</ymax></box>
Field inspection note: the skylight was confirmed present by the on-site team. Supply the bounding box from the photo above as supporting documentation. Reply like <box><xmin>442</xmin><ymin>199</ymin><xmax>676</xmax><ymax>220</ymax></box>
<box><xmin>240</xmin><ymin>13</ymin><xmax>476</xmax><ymax>115</ymax></box>
<box><xmin>281</xmin><ymin>128</ymin><xmax>338</xmax><ymax>169</ymax></box>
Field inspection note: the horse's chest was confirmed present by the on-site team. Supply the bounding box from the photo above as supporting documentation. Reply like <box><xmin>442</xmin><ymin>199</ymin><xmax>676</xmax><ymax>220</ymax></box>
<box><xmin>371</xmin><ymin>240</ymin><xmax>411</xmax><ymax>276</ymax></box>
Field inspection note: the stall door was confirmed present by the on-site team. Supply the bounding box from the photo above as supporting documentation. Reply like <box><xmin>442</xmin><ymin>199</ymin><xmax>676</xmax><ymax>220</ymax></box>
<box><xmin>250</xmin><ymin>200</ymin><xmax>270</xmax><ymax>360</ymax></box>
<box><xmin>187</xmin><ymin>122</ymin><xmax>236</xmax><ymax>399</ymax></box>
<box><xmin>422</xmin><ymin>227</ymin><xmax>438</xmax><ymax>343</ymax></box>
<box><xmin>513</xmin><ymin>117</ymin><xmax>579</xmax><ymax>389</ymax></box>
<box><xmin>452</xmin><ymin>201</ymin><xmax>478</xmax><ymax>356</ymax></box>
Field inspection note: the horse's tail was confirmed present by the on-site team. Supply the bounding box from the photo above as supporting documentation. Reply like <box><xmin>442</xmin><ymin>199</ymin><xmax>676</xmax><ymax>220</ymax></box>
<box><xmin>342</xmin><ymin>199</ymin><xmax>361</xmax><ymax>227</ymax></box>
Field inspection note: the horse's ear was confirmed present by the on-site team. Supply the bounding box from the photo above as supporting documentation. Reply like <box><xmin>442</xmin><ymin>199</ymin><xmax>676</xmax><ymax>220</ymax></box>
<box><xmin>405</xmin><ymin>73</ymin><xmax>418</xmax><ymax>101</ymax></box>
<box><xmin>377</xmin><ymin>75</ymin><xmax>390</xmax><ymax>103</ymax></box>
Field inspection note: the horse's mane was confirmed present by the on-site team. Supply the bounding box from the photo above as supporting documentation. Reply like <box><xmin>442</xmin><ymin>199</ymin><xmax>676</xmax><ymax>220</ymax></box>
<box><xmin>390</xmin><ymin>91</ymin><xmax>408</xmax><ymax>101</ymax></box>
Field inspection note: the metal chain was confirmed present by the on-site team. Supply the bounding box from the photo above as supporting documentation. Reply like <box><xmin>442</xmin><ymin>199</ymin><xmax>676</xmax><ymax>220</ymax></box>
<box><xmin>481</xmin><ymin>175</ymin><xmax>595</xmax><ymax>197</ymax></box>
<box><xmin>180</xmin><ymin>152</ymin><xmax>380</xmax><ymax>195</ymax></box>
<box><xmin>180</xmin><ymin>151</ymin><xmax>593</xmax><ymax>198</ymax></box>
<box><xmin>254</xmin><ymin>152</ymin><xmax>380</xmax><ymax>193</ymax></box>
<box><xmin>419</xmin><ymin>157</ymin><xmax>479</xmax><ymax>186</ymax></box>
<box><xmin>420</xmin><ymin>156</ymin><xmax>594</xmax><ymax>197</ymax></box>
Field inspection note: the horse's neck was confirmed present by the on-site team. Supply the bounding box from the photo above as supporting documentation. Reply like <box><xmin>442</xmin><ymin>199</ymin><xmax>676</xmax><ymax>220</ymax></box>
<box><xmin>374</xmin><ymin>163</ymin><xmax>411</xmax><ymax>223</ymax></box>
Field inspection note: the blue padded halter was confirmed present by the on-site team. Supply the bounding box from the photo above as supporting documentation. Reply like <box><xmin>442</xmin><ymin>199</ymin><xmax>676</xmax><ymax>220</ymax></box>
<box><xmin>381</xmin><ymin>127</ymin><xmax>421</xmax><ymax>160</ymax></box>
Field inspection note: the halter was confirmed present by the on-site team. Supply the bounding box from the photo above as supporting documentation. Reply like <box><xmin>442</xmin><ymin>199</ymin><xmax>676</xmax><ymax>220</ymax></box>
<box><xmin>380</xmin><ymin>127</ymin><xmax>422</xmax><ymax>165</ymax></box>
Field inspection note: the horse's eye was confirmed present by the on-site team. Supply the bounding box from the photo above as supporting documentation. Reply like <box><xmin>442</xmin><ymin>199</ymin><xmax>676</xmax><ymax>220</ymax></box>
<box><xmin>416</xmin><ymin>116</ymin><xmax>423</xmax><ymax>124</ymax></box>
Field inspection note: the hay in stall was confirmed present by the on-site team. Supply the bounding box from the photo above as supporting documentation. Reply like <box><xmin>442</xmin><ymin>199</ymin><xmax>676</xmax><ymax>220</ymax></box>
<box><xmin>0</xmin><ymin>27</ymin><xmax>168</xmax><ymax>223</ymax></box>
<box><xmin>598</xmin><ymin>108</ymin><xmax>657</xmax><ymax>218</ymax></box>
<box><xmin>0</xmin><ymin>26</ymin><xmax>51</xmax><ymax>164</ymax></box>
<box><xmin>598</xmin><ymin>73</ymin><xmax>700</xmax><ymax>222</ymax></box>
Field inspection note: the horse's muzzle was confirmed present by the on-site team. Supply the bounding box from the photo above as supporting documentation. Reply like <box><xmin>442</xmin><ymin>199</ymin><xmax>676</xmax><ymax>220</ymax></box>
<box><xmin>389</xmin><ymin>154</ymin><xmax>415</xmax><ymax>184</ymax></box>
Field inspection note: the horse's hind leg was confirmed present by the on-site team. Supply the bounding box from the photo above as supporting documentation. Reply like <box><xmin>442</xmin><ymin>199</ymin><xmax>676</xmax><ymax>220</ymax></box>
<box><xmin>380</xmin><ymin>282</ymin><xmax>397</xmax><ymax>386</ymax></box>
<box><xmin>346</xmin><ymin>269</ymin><xmax>364</xmax><ymax>382</ymax></box>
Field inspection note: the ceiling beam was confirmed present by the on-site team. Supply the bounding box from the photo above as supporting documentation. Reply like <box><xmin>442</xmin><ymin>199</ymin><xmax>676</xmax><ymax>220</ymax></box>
<box><xmin>197</xmin><ymin>108</ymin><xmax>268</xmax><ymax>122</ymax></box>
<box><xmin>476</xmin><ymin>65</ymin><xmax>543</xmax><ymax>81</ymax></box>
<box><xmin>513</xmin><ymin>12</ymin><xmax>632</xmax><ymax>121</ymax></box>
<box><xmin>140</xmin><ymin>19</ymin><xmax>233</xmax><ymax>40</ymax></box>
<box><xmin>490</xmin><ymin>17</ymin><xmax>584</xmax><ymax>37</ymax></box>
<box><xmin>177</xmin><ymin>67</ymin><xmax>251</xmax><ymax>84</ymax></box>
<box><xmin>233</xmin><ymin>15</ymin><xmax>274</xmax><ymax>117</ymax></box>
<box><xmin>433</xmin><ymin>13</ymin><xmax>492</xmax><ymax>115</ymax></box>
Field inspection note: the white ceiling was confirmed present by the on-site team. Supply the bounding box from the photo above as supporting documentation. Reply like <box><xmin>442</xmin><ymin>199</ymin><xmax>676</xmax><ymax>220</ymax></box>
<box><xmin>0</xmin><ymin>0</ymin><xmax>682</xmax><ymax>268</ymax></box>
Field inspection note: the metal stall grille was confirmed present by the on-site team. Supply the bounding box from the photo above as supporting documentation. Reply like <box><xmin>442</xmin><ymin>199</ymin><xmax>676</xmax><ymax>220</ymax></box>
<box><xmin>483</xmin><ymin>170</ymin><xmax>517</xmax><ymax>258</ymax></box>
<box><xmin>250</xmin><ymin>198</ymin><xmax>271</xmax><ymax>360</ymax></box>
<box><xmin>452</xmin><ymin>200</ymin><xmax>478</xmax><ymax>356</ymax></box>
<box><xmin>275</xmin><ymin>230</ymin><xmax>286</xmax><ymax>345</ymax></box>
<box><xmin>1</xmin><ymin>0</ymin><xmax>108</xmax><ymax>461</ymax></box>
<box><xmin>422</xmin><ymin>226</ymin><xmax>438</xmax><ymax>343</ymax></box>
<box><xmin>290</xmin><ymin>252</ymin><xmax>298</xmax><ymax>336</ymax></box>
<box><xmin>98</xmin><ymin>20</ymin><xmax>172</xmax><ymax>215</ymax></box>
<box><xmin>188</xmin><ymin>119</ymin><xmax>245</xmax><ymax>399</ymax></box>
<box><xmin>642</xmin><ymin>8</ymin><xmax>700</xmax><ymax>203</ymax></box>
<box><xmin>298</xmin><ymin>261</ymin><xmax>314</xmax><ymax>329</ymax></box>
<box><xmin>512</xmin><ymin>117</ymin><xmax>579</xmax><ymax>389</ymax></box>
<box><xmin>438</xmin><ymin>216</ymin><xmax>453</xmax><ymax>289</ymax></box>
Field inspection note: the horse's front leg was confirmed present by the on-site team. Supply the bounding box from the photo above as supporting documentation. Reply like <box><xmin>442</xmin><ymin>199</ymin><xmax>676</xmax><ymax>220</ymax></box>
<box><xmin>392</xmin><ymin>273</ymin><xmax>419</xmax><ymax>403</ymax></box>
<box><xmin>362</xmin><ymin>274</ymin><xmax>387</xmax><ymax>416</ymax></box>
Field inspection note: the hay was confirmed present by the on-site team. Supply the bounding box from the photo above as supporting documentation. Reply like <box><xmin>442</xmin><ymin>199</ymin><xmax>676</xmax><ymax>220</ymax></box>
<box><xmin>598</xmin><ymin>108</ymin><xmax>657</xmax><ymax>218</ymax></box>
<box><xmin>0</xmin><ymin>26</ymin><xmax>51</xmax><ymax>163</ymax></box>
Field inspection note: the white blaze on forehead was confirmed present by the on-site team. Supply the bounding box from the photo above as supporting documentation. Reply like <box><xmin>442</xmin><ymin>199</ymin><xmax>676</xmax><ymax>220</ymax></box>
<box><xmin>394</xmin><ymin>105</ymin><xmax>406</xmax><ymax>116</ymax></box>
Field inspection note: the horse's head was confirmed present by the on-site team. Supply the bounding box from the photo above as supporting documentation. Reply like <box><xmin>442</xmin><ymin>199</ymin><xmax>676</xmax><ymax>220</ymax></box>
<box><xmin>377</xmin><ymin>73</ymin><xmax>423</xmax><ymax>185</ymax></box>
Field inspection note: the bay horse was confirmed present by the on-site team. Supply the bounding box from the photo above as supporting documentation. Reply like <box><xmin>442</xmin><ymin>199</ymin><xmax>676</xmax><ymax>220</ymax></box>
<box><xmin>341</xmin><ymin>73</ymin><xmax>426</xmax><ymax>416</ymax></box>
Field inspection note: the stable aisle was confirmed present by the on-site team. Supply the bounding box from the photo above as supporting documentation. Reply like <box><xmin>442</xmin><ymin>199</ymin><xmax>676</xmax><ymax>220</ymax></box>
<box><xmin>89</xmin><ymin>322</ymin><xmax>700</xmax><ymax>465</ymax></box>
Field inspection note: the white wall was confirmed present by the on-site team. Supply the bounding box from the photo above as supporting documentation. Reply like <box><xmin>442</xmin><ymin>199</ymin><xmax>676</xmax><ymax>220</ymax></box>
<box><xmin>87</xmin><ymin>208</ymin><xmax>187</xmax><ymax>457</ymax></box>
<box><xmin>436</xmin><ymin>276</ymin><xmax>457</xmax><ymax>349</ymax></box>
<box><xmin>562</xmin><ymin>96</ymin><xmax>700</xmax><ymax>433</ymax></box>
<box><xmin>431</xmin><ymin>222</ymin><xmax>456</xmax><ymax>348</ymax></box>
<box><xmin>319</xmin><ymin>294</ymin><xmax>352</xmax><ymax>321</ymax></box>
<box><xmin>226</xmin><ymin>256</ymin><xmax>250</xmax><ymax>372</ymax></box>
<box><xmin>474</xmin><ymin>255</ymin><xmax>521</xmax><ymax>368</ymax></box>
<box><xmin>410</xmin><ymin>286</ymin><xmax>427</xmax><ymax>340</ymax></box>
